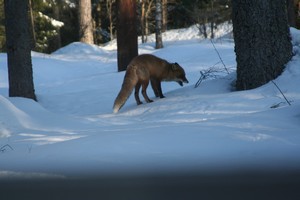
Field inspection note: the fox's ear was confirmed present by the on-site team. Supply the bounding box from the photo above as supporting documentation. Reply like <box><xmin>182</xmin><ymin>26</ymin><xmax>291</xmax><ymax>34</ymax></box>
<box><xmin>172</xmin><ymin>63</ymin><xmax>179</xmax><ymax>70</ymax></box>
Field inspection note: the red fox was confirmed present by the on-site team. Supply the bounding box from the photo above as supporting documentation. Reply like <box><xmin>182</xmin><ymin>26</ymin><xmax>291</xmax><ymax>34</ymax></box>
<box><xmin>113</xmin><ymin>54</ymin><xmax>189</xmax><ymax>113</ymax></box>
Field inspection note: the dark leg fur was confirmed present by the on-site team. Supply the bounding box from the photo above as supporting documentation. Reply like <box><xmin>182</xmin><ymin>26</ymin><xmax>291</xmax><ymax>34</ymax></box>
<box><xmin>134</xmin><ymin>83</ymin><xmax>143</xmax><ymax>105</ymax></box>
<box><xmin>141</xmin><ymin>81</ymin><xmax>153</xmax><ymax>103</ymax></box>
<box><xmin>151</xmin><ymin>79</ymin><xmax>160</xmax><ymax>97</ymax></box>
<box><xmin>151</xmin><ymin>79</ymin><xmax>165</xmax><ymax>98</ymax></box>
<box><xmin>156</xmin><ymin>81</ymin><xmax>165</xmax><ymax>98</ymax></box>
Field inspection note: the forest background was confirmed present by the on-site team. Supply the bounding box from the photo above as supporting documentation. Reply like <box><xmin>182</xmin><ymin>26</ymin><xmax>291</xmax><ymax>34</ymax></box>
<box><xmin>0</xmin><ymin>0</ymin><xmax>238</xmax><ymax>53</ymax></box>
<box><xmin>1</xmin><ymin>0</ymin><xmax>299</xmax><ymax>54</ymax></box>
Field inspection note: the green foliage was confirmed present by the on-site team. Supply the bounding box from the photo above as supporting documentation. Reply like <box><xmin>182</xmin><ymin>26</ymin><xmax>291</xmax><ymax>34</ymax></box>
<box><xmin>0</xmin><ymin>0</ymin><xmax>77</xmax><ymax>53</ymax></box>
<box><xmin>34</xmin><ymin>13</ymin><xmax>59</xmax><ymax>53</ymax></box>
<box><xmin>31</xmin><ymin>0</ymin><xmax>63</xmax><ymax>53</ymax></box>
<box><xmin>40</xmin><ymin>0</ymin><xmax>79</xmax><ymax>49</ymax></box>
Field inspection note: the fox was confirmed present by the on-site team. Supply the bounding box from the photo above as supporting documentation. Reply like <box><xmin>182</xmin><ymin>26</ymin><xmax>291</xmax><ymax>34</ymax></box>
<box><xmin>113</xmin><ymin>54</ymin><xmax>189</xmax><ymax>113</ymax></box>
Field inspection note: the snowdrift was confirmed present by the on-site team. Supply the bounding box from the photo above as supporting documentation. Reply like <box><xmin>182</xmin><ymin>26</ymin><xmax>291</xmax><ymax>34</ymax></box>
<box><xmin>0</xmin><ymin>25</ymin><xmax>300</xmax><ymax>178</ymax></box>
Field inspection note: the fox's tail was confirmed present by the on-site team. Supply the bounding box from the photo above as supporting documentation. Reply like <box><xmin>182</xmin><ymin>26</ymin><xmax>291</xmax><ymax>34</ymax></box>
<box><xmin>113</xmin><ymin>67</ymin><xmax>138</xmax><ymax>113</ymax></box>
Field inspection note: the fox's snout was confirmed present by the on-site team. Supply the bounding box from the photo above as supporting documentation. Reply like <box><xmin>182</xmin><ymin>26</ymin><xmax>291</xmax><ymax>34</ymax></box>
<box><xmin>177</xmin><ymin>77</ymin><xmax>189</xmax><ymax>86</ymax></box>
<box><xmin>183</xmin><ymin>77</ymin><xmax>189</xmax><ymax>84</ymax></box>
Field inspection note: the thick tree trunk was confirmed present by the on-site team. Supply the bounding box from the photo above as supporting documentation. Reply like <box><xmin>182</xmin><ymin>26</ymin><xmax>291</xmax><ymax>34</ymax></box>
<box><xmin>4</xmin><ymin>0</ymin><xmax>36</xmax><ymax>100</ymax></box>
<box><xmin>155</xmin><ymin>0</ymin><xmax>163</xmax><ymax>49</ymax></box>
<box><xmin>116</xmin><ymin>0</ymin><xmax>138</xmax><ymax>72</ymax></box>
<box><xmin>232</xmin><ymin>0</ymin><xmax>293</xmax><ymax>90</ymax></box>
<box><xmin>78</xmin><ymin>0</ymin><xmax>94</xmax><ymax>44</ymax></box>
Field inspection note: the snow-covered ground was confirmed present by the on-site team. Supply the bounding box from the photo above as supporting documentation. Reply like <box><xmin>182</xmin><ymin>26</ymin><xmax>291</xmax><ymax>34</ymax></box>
<box><xmin>1</xmin><ymin>24</ymin><xmax>300</xmax><ymax>178</ymax></box>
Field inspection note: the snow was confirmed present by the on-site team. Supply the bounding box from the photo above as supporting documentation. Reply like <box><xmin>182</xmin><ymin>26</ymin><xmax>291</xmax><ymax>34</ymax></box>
<box><xmin>1</xmin><ymin>24</ymin><xmax>300</xmax><ymax>178</ymax></box>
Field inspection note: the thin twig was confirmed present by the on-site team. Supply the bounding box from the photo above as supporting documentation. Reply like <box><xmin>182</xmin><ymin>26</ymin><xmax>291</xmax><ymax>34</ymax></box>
<box><xmin>210</xmin><ymin>39</ymin><xmax>229</xmax><ymax>74</ymax></box>
<box><xmin>195</xmin><ymin>67</ymin><xmax>226</xmax><ymax>88</ymax></box>
<box><xmin>271</xmin><ymin>80</ymin><xmax>291</xmax><ymax>106</ymax></box>
<box><xmin>0</xmin><ymin>144</ymin><xmax>14</xmax><ymax>153</ymax></box>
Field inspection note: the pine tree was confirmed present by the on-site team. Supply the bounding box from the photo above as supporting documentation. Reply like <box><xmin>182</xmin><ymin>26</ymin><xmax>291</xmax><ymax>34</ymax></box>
<box><xmin>232</xmin><ymin>0</ymin><xmax>293</xmax><ymax>90</ymax></box>
<box><xmin>116</xmin><ymin>0</ymin><xmax>138</xmax><ymax>72</ymax></box>
<box><xmin>4</xmin><ymin>0</ymin><xmax>36</xmax><ymax>100</ymax></box>
<box><xmin>78</xmin><ymin>0</ymin><xmax>94</xmax><ymax>44</ymax></box>
<box><xmin>155</xmin><ymin>0</ymin><xmax>163</xmax><ymax>49</ymax></box>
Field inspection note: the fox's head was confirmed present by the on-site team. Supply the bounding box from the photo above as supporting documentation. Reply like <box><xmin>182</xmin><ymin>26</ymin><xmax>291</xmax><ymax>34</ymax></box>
<box><xmin>171</xmin><ymin>62</ymin><xmax>189</xmax><ymax>86</ymax></box>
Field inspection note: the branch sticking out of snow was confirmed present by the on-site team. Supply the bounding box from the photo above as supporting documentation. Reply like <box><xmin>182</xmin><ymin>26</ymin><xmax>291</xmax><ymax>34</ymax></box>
<box><xmin>0</xmin><ymin>144</ymin><xmax>13</xmax><ymax>153</ymax></box>
<box><xmin>195</xmin><ymin>65</ymin><xmax>230</xmax><ymax>88</ymax></box>
<box><xmin>270</xmin><ymin>80</ymin><xmax>291</xmax><ymax>107</ymax></box>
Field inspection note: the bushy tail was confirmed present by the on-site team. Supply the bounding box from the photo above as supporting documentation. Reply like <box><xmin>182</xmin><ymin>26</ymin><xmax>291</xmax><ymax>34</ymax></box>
<box><xmin>113</xmin><ymin>68</ymin><xmax>138</xmax><ymax>113</ymax></box>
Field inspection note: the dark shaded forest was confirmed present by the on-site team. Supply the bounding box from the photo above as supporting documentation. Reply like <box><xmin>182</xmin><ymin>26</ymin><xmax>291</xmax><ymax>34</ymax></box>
<box><xmin>0</xmin><ymin>0</ymin><xmax>235</xmax><ymax>53</ymax></box>
<box><xmin>0</xmin><ymin>0</ymin><xmax>299</xmax><ymax>53</ymax></box>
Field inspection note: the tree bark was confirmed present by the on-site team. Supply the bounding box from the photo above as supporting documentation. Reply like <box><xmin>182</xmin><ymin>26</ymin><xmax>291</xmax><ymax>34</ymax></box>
<box><xmin>116</xmin><ymin>0</ymin><xmax>138</xmax><ymax>72</ymax></box>
<box><xmin>141</xmin><ymin>0</ymin><xmax>146</xmax><ymax>43</ymax></box>
<box><xmin>107</xmin><ymin>0</ymin><xmax>115</xmax><ymax>41</ymax></box>
<box><xmin>145</xmin><ymin>0</ymin><xmax>154</xmax><ymax>42</ymax></box>
<box><xmin>78</xmin><ymin>0</ymin><xmax>94</xmax><ymax>44</ymax></box>
<box><xmin>232</xmin><ymin>0</ymin><xmax>293</xmax><ymax>90</ymax></box>
<box><xmin>155</xmin><ymin>0</ymin><xmax>163</xmax><ymax>49</ymax></box>
<box><xmin>210</xmin><ymin>0</ymin><xmax>215</xmax><ymax>39</ymax></box>
<box><xmin>4</xmin><ymin>0</ymin><xmax>36</xmax><ymax>100</ymax></box>
<box><xmin>286</xmin><ymin>0</ymin><xmax>297</xmax><ymax>27</ymax></box>
<box><xmin>162</xmin><ymin>0</ymin><xmax>167</xmax><ymax>32</ymax></box>
<box><xmin>28</xmin><ymin>0</ymin><xmax>36</xmax><ymax>49</ymax></box>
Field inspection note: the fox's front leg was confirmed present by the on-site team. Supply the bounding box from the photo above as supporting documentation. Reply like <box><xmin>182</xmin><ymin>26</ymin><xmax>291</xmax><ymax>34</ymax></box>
<box><xmin>141</xmin><ymin>81</ymin><xmax>153</xmax><ymax>103</ymax></box>
<box><xmin>151</xmin><ymin>79</ymin><xmax>165</xmax><ymax>98</ymax></box>
<box><xmin>156</xmin><ymin>81</ymin><xmax>165</xmax><ymax>98</ymax></box>
<box><xmin>150</xmin><ymin>79</ymin><xmax>160</xmax><ymax>97</ymax></box>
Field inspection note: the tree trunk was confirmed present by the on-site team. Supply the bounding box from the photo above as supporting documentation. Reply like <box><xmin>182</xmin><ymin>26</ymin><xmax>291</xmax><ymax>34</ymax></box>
<box><xmin>144</xmin><ymin>0</ymin><xmax>154</xmax><ymax>43</ymax></box>
<box><xmin>141</xmin><ymin>0</ymin><xmax>146</xmax><ymax>43</ymax></box>
<box><xmin>210</xmin><ymin>0</ymin><xmax>214</xmax><ymax>39</ymax></box>
<box><xmin>78</xmin><ymin>0</ymin><xmax>94</xmax><ymax>44</ymax></box>
<box><xmin>162</xmin><ymin>0</ymin><xmax>167</xmax><ymax>32</ymax></box>
<box><xmin>232</xmin><ymin>0</ymin><xmax>293</xmax><ymax>90</ymax></box>
<box><xmin>48</xmin><ymin>4</ymin><xmax>62</xmax><ymax>52</ymax></box>
<box><xmin>116</xmin><ymin>0</ymin><xmax>138</xmax><ymax>72</ymax></box>
<box><xmin>286</xmin><ymin>0</ymin><xmax>297</xmax><ymax>27</ymax></box>
<box><xmin>94</xmin><ymin>2</ymin><xmax>103</xmax><ymax>44</ymax></box>
<box><xmin>155</xmin><ymin>0</ymin><xmax>163</xmax><ymax>49</ymax></box>
<box><xmin>107</xmin><ymin>0</ymin><xmax>115</xmax><ymax>41</ymax></box>
<box><xmin>4</xmin><ymin>0</ymin><xmax>36</xmax><ymax>101</ymax></box>
<box><xmin>28</xmin><ymin>0</ymin><xmax>36</xmax><ymax>50</ymax></box>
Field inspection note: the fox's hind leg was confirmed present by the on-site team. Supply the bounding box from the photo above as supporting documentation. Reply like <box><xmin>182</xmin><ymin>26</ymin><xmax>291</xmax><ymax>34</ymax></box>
<box><xmin>141</xmin><ymin>81</ymin><xmax>153</xmax><ymax>103</ymax></box>
<box><xmin>134</xmin><ymin>83</ymin><xmax>143</xmax><ymax>105</ymax></box>
<box><xmin>134</xmin><ymin>82</ymin><xmax>142</xmax><ymax>105</ymax></box>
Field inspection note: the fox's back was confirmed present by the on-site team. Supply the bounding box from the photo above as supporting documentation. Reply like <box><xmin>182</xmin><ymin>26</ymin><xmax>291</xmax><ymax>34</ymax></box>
<box><xmin>128</xmin><ymin>54</ymin><xmax>169</xmax><ymax>79</ymax></box>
